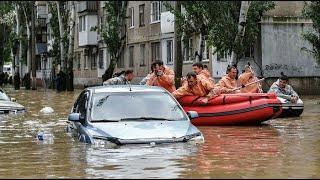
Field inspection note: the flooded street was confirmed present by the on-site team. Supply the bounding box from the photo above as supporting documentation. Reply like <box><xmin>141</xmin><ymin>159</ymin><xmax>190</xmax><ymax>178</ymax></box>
<box><xmin>0</xmin><ymin>87</ymin><xmax>319</xmax><ymax>178</ymax></box>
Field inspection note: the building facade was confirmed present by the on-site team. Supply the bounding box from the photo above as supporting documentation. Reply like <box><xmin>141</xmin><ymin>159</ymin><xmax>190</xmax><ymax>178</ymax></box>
<box><xmin>35</xmin><ymin>1</ymin><xmax>320</xmax><ymax>94</ymax></box>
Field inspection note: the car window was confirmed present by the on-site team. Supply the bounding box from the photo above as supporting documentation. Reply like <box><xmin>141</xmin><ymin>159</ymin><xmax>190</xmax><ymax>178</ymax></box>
<box><xmin>0</xmin><ymin>90</ymin><xmax>10</xmax><ymax>101</ymax></box>
<box><xmin>90</xmin><ymin>92</ymin><xmax>186</xmax><ymax>121</ymax></box>
<box><xmin>74</xmin><ymin>91</ymin><xmax>88</xmax><ymax>118</ymax></box>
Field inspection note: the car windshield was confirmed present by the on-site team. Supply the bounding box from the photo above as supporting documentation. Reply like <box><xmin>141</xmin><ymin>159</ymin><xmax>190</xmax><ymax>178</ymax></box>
<box><xmin>0</xmin><ymin>90</ymin><xmax>10</xmax><ymax>101</ymax></box>
<box><xmin>91</xmin><ymin>92</ymin><xmax>186</xmax><ymax>121</ymax></box>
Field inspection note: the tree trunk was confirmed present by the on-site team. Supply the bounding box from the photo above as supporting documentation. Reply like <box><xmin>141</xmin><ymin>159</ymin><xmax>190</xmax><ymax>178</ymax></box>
<box><xmin>231</xmin><ymin>1</ymin><xmax>250</xmax><ymax>65</ymax></box>
<box><xmin>66</xmin><ymin>1</ymin><xmax>75</xmax><ymax>91</ymax></box>
<box><xmin>0</xmin><ymin>24</ymin><xmax>4</xmax><ymax>74</ymax></box>
<box><xmin>14</xmin><ymin>5</ymin><xmax>21</xmax><ymax>89</ymax></box>
<box><xmin>31</xmin><ymin>3</ymin><xmax>37</xmax><ymax>90</ymax></box>
<box><xmin>174</xmin><ymin>1</ymin><xmax>183</xmax><ymax>88</ymax></box>
<box><xmin>23</xmin><ymin>4</ymin><xmax>31</xmax><ymax>75</ymax></box>
<box><xmin>56</xmin><ymin>1</ymin><xmax>66</xmax><ymax>72</ymax></box>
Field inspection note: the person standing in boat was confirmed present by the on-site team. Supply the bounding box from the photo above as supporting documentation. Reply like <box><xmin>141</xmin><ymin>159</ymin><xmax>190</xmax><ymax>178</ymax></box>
<box><xmin>103</xmin><ymin>69</ymin><xmax>135</xmax><ymax>85</ymax></box>
<box><xmin>218</xmin><ymin>65</ymin><xmax>240</xmax><ymax>94</ymax></box>
<box><xmin>268</xmin><ymin>73</ymin><xmax>299</xmax><ymax>103</ymax></box>
<box><xmin>172</xmin><ymin>72</ymin><xmax>221</xmax><ymax>104</ymax></box>
<box><xmin>238</xmin><ymin>64</ymin><xmax>263</xmax><ymax>93</ymax></box>
<box><xmin>146</xmin><ymin>60</ymin><xmax>176</xmax><ymax>93</ymax></box>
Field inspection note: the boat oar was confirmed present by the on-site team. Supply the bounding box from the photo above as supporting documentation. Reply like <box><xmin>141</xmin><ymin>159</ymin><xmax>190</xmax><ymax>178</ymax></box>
<box><xmin>231</xmin><ymin>78</ymin><xmax>265</xmax><ymax>92</ymax></box>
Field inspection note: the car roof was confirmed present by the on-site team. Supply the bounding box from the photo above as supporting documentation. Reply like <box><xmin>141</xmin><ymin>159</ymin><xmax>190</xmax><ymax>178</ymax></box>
<box><xmin>87</xmin><ymin>85</ymin><xmax>168</xmax><ymax>93</ymax></box>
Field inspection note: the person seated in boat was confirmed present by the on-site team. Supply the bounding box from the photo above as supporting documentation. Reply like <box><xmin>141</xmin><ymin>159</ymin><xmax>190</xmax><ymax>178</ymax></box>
<box><xmin>218</xmin><ymin>65</ymin><xmax>240</xmax><ymax>94</ymax></box>
<box><xmin>238</xmin><ymin>64</ymin><xmax>263</xmax><ymax>93</ymax></box>
<box><xmin>172</xmin><ymin>72</ymin><xmax>221</xmax><ymax>104</ymax></box>
<box><xmin>146</xmin><ymin>60</ymin><xmax>176</xmax><ymax>93</ymax></box>
<box><xmin>103</xmin><ymin>69</ymin><xmax>134</xmax><ymax>85</ymax></box>
<box><xmin>182</xmin><ymin>62</ymin><xmax>215</xmax><ymax>86</ymax></box>
<box><xmin>268</xmin><ymin>73</ymin><xmax>299</xmax><ymax>103</ymax></box>
<box><xmin>140</xmin><ymin>63</ymin><xmax>156</xmax><ymax>85</ymax></box>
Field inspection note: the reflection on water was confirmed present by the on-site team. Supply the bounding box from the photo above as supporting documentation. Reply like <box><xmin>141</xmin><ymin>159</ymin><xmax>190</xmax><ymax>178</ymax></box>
<box><xmin>0</xmin><ymin>88</ymin><xmax>319</xmax><ymax>178</ymax></box>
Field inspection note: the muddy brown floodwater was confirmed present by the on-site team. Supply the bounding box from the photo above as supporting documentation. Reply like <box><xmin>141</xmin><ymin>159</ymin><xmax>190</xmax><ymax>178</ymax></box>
<box><xmin>0</xmin><ymin>87</ymin><xmax>319</xmax><ymax>178</ymax></box>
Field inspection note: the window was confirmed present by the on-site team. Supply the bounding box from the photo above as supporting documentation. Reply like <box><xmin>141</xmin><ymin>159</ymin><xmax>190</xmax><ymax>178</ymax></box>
<box><xmin>74</xmin><ymin>91</ymin><xmax>88</xmax><ymax>120</ymax></box>
<box><xmin>244</xmin><ymin>45</ymin><xmax>254</xmax><ymax>58</ymax></box>
<box><xmin>129</xmin><ymin>7</ymin><xmax>134</xmax><ymax>28</ymax></box>
<box><xmin>84</xmin><ymin>55</ymin><xmax>88</xmax><ymax>70</ymax></box>
<box><xmin>202</xmin><ymin>38</ymin><xmax>210</xmax><ymax>61</ymax></box>
<box><xmin>151</xmin><ymin>42</ymin><xmax>161</xmax><ymax>62</ymax></box>
<box><xmin>99</xmin><ymin>50</ymin><xmax>104</xmax><ymax>69</ymax></box>
<box><xmin>140</xmin><ymin>44</ymin><xmax>145</xmax><ymax>66</ymax></box>
<box><xmin>139</xmin><ymin>4</ymin><xmax>145</xmax><ymax>27</ymax></box>
<box><xmin>217</xmin><ymin>51</ymin><xmax>228</xmax><ymax>62</ymax></box>
<box><xmin>91</xmin><ymin>92</ymin><xmax>186</xmax><ymax>121</ymax></box>
<box><xmin>91</xmin><ymin>53</ymin><xmax>97</xmax><ymax>70</ymax></box>
<box><xmin>183</xmin><ymin>38</ymin><xmax>193</xmax><ymax>62</ymax></box>
<box><xmin>79</xmin><ymin>15</ymin><xmax>86</xmax><ymax>32</ymax></box>
<box><xmin>118</xmin><ymin>52</ymin><xmax>124</xmax><ymax>68</ymax></box>
<box><xmin>151</xmin><ymin>1</ymin><xmax>161</xmax><ymax>23</ymax></box>
<box><xmin>189</xmin><ymin>38</ymin><xmax>193</xmax><ymax>61</ymax></box>
<box><xmin>77</xmin><ymin>52</ymin><xmax>81</xmax><ymax>70</ymax></box>
<box><xmin>166</xmin><ymin>40</ymin><xmax>173</xmax><ymax>64</ymax></box>
<box><xmin>129</xmin><ymin>46</ymin><xmax>134</xmax><ymax>67</ymax></box>
<box><xmin>99</xmin><ymin>16</ymin><xmax>103</xmax><ymax>32</ymax></box>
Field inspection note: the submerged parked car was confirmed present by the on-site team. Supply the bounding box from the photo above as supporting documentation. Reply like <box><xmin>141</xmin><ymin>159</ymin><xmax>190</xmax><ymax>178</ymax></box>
<box><xmin>66</xmin><ymin>85</ymin><xmax>204</xmax><ymax>146</ymax></box>
<box><xmin>0</xmin><ymin>89</ymin><xmax>25</xmax><ymax>115</ymax></box>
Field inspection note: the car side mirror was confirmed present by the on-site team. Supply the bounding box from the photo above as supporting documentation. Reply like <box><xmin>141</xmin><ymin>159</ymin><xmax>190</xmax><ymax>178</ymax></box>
<box><xmin>68</xmin><ymin>113</ymin><xmax>81</xmax><ymax>122</ymax></box>
<box><xmin>187</xmin><ymin>111</ymin><xmax>199</xmax><ymax>119</ymax></box>
<box><xmin>11</xmin><ymin>98</ymin><xmax>16</xmax><ymax>102</ymax></box>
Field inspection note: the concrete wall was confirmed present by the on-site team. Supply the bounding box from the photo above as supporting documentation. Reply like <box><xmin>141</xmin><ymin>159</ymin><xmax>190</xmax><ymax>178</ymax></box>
<box><xmin>261</xmin><ymin>18</ymin><xmax>320</xmax><ymax>77</ymax></box>
<box><xmin>262</xmin><ymin>77</ymin><xmax>320</xmax><ymax>95</ymax></box>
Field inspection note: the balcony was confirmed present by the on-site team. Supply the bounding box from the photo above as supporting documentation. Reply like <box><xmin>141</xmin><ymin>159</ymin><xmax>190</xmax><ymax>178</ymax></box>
<box><xmin>161</xmin><ymin>11</ymin><xmax>174</xmax><ymax>34</ymax></box>
<box><xmin>79</xmin><ymin>31</ymin><xmax>98</xmax><ymax>47</ymax></box>
<box><xmin>78</xmin><ymin>15</ymin><xmax>98</xmax><ymax>47</ymax></box>
<box><xmin>77</xmin><ymin>1</ymin><xmax>98</xmax><ymax>13</ymax></box>
<box><xmin>37</xmin><ymin>18</ymin><xmax>46</xmax><ymax>28</ymax></box>
<box><xmin>36</xmin><ymin>5</ymin><xmax>47</xmax><ymax>19</ymax></box>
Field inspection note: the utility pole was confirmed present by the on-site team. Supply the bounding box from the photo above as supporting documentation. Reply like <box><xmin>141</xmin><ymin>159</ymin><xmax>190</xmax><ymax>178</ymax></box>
<box><xmin>174</xmin><ymin>1</ymin><xmax>182</xmax><ymax>88</ymax></box>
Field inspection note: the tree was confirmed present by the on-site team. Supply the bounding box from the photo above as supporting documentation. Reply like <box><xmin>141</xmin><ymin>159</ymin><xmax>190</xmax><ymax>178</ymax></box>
<box><xmin>167</xmin><ymin>1</ymin><xmax>275</xmax><ymax>66</ymax></box>
<box><xmin>66</xmin><ymin>1</ymin><xmax>75</xmax><ymax>91</ymax></box>
<box><xmin>231</xmin><ymin>1</ymin><xmax>251</xmax><ymax>64</ymax></box>
<box><xmin>98</xmin><ymin>1</ymin><xmax>127</xmax><ymax>81</ymax></box>
<box><xmin>173</xmin><ymin>1</ymin><xmax>183</xmax><ymax>87</ymax></box>
<box><xmin>0</xmin><ymin>1</ymin><xmax>15</xmax><ymax>74</ymax></box>
<box><xmin>301</xmin><ymin>1</ymin><xmax>320</xmax><ymax>64</ymax></box>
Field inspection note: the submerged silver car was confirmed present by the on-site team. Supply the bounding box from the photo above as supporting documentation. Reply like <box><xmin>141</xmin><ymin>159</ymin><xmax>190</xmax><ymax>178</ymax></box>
<box><xmin>0</xmin><ymin>89</ymin><xmax>25</xmax><ymax>114</ymax></box>
<box><xmin>66</xmin><ymin>85</ymin><xmax>204</xmax><ymax>146</ymax></box>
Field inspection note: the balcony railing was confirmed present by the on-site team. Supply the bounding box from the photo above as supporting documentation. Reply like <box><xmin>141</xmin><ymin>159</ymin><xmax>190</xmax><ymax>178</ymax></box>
<box><xmin>77</xmin><ymin>1</ymin><xmax>98</xmax><ymax>13</ymax></box>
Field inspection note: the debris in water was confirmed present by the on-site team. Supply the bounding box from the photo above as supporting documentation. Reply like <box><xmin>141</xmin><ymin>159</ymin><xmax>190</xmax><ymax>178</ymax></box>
<box><xmin>39</xmin><ymin>107</ymin><xmax>54</xmax><ymax>114</ymax></box>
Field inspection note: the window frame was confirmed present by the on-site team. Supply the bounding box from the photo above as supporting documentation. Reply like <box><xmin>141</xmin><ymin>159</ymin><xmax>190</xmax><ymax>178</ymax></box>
<box><xmin>166</xmin><ymin>40</ymin><xmax>173</xmax><ymax>64</ymax></box>
<box><xmin>129</xmin><ymin>46</ymin><xmax>134</xmax><ymax>67</ymax></box>
<box><xmin>140</xmin><ymin>44</ymin><xmax>146</xmax><ymax>66</ymax></box>
<box><xmin>129</xmin><ymin>7</ymin><xmax>134</xmax><ymax>29</ymax></box>
<box><xmin>150</xmin><ymin>1</ymin><xmax>161</xmax><ymax>23</ymax></box>
<box><xmin>139</xmin><ymin>4</ymin><xmax>145</xmax><ymax>27</ymax></box>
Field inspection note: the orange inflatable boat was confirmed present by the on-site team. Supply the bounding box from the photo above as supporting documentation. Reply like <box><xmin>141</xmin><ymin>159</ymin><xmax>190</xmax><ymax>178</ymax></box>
<box><xmin>178</xmin><ymin>93</ymin><xmax>282</xmax><ymax>126</ymax></box>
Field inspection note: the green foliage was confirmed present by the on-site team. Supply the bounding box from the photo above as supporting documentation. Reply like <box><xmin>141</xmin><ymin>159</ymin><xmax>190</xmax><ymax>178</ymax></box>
<box><xmin>166</xmin><ymin>1</ymin><xmax>275</xmax><ymax>61</ymax></box>
<box><xmin>101</xmin><ymin>1</ymin><xmax>127</xmax><ymax>60</ymax></box>
<box><xmin>98</xmin><ymin>1</ymin><xmax>127</xmax><ymax>80</ymax></box>
<box><xmin>302</xmin><ymin>1</ymin><xmax>320</xmax><ymax>64</ymax></box>
<box><xmin>48</xmin><ymin>2</ymin><xmax>61</xmax><ymax>65</ymax></box>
